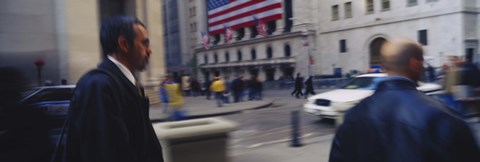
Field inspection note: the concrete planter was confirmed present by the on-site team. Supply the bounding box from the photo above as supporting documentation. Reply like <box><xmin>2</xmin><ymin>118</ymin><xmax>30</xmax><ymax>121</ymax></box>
<box><xmin>153</xmin><ymin>117</ymin><xmax>238</xmax><ymax>162</ymax></box>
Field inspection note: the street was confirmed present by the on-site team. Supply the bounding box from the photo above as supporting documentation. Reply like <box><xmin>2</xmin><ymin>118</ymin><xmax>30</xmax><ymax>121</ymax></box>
<box><xmin>222</xmin><ymin>89</ymin><xmax>336</xmax><ymax>162</ymax></box>
<box><xmin>201</xmin><ymin>89</ymin><xmax>480</xmax><ymax>162</ymax></box>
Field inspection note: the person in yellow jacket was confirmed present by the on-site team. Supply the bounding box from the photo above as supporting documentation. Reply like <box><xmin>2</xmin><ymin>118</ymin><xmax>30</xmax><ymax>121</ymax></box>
<box><xmin>210</xmin><ymin>76</ymin><xmax>226</xmax><ymax>107</ymax></box>
<box><xmin>161</xmin><ymin>75</ymin><xmax>185</xmax><ymax>119</ymax></box>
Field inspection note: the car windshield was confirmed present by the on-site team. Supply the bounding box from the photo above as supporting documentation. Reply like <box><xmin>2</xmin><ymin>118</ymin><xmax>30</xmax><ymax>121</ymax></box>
<box><xmin>22</xmin><ymin>88</ymin><xmax>40</xmax><ymax>98</ymax></box>
<box><xmin>341</xmin><ymin>77</ymin><xmax>377</xmax><ymax>90</ymax></box>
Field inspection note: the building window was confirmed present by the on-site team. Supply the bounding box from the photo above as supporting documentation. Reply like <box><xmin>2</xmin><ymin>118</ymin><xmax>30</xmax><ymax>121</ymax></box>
<box><xmin>213</xmin><ymin>34</ymin><xmax>220</xmax><ymax>45</ymax></box>
<box><xmin>267</xmin><ymin>46</ymin><xmax>273</xmax><ymax>59</ymax></box>
<box><xmin>192</xmin><ymin>7</ymin><xmax>196</xmax><ymax>16</ymax></box>
<box><xmin>251</xmin><ymin>49</ymin><xmax>257</xmax><ymax>60</ymax></box>
<box><xmin>284</xmin><ymin>44</ymin><xmax>291</xmax><ymax>57</ymax></box>
<box><xmin>345</xmin><ymin>2</ymin><xmax>352</xmax><ymax>19</ymax></box>
<box><xmin>225</xmin><ymin>52</ymin><xmax>230</xmax><ymax>62</ymax></box>
<box><xmin>236</xmin><ymin>28</ymin><xmax>245</xmax><ymax>41</ymax></box>
<box><xmin>382</xmin><ymin>0</ymin><xmax>390</xmax><ymax>11</ymax></box>
<box><xmin>418</xmin><ymin>30</ymin><xmax>428</xmax><ymax>46</ymax></box>
<box><xmin>204</xmin><ymin>54</ymin><xmax>208</xmax><ymax>64</ymax></box>
<box><xmin>332</xmin><ymin>5</ymin><xmax>339</xmax><ymax>21</ymax></box>
<box><xmin>192</xmin><ymin>22</ymin><xmax>197</xmax><ymax>32</ymax></box>
<box><xmin>366</xmin><ymin>0</ymin><xmax>374</xmax><ymax>14</ymax></box>
<box><xmin>267</xmin><ymin>21</ymin><xmax>276</xmax><ymax>35</ymax></box>
<box><xmin>467</xmin><ymin>48</ymin><xmax>475</xmax><ymax>58</ymax></box>
<box><xmin>214</xmin><ymin>53</ymin><xmax>218</xmax><ymax>63</ymax></box>
<box><xmin>340</xmin><ymin>39</ymin><xmax>347</xmax><ymax>53</ymax></box>
<box><xmin>237</xmin><ymin>50</ymin><xmax>242</xmax><ymax>61</ymax></box>
<box><xmin>408</xmin><ymin>0</ymin><xmax>418</xmax><ymax>6</ymax></box>
<box><xmin>250</xmin><ymin>25</ymin><xmax>257</xmax><ymax>38</ymax></box>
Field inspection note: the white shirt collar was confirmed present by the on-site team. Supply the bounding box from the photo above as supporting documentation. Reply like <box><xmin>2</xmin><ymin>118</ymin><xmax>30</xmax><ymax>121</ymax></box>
<box><xmin>107</xmin><ymin>55</ymin><xmax>136</xmax><ymax>86</ymax></box>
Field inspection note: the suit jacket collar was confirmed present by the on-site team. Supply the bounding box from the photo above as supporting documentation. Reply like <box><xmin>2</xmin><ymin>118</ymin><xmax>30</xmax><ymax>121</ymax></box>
<box><xmin>98</xmin><ymin>58</ymin><xmax>142</xmax><ymax>97</ymax></box>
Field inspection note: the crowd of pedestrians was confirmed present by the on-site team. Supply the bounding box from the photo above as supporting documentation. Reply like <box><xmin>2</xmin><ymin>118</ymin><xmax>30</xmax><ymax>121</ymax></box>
<box><xmin>159</xmin><ymin>73</ymin><xmax>264</xmax><ymax>111</ymax></box>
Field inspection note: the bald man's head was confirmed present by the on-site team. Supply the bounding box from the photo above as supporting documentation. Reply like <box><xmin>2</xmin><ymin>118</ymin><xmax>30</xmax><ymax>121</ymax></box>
<box><xmin>381</xmin><ymin>39</ymin><xmax>424</xmax><ymax>82</ymax></box>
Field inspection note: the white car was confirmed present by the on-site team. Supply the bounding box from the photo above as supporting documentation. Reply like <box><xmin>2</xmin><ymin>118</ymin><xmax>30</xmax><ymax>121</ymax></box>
<box><xmin>303</xmin><ymin>73</ymin><xmax>443</xmax><ymax>121</ymax></box>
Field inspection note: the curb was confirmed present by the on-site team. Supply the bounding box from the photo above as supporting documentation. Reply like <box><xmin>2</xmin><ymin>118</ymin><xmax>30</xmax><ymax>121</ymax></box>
<box><xmin>151</xmin><ymin>99</ymin><xmax>274</xmax><ymax>123</ymax></box>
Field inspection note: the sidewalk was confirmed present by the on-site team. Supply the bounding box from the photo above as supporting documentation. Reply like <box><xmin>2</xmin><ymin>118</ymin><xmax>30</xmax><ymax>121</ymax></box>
<box><xmin>149</xmin><ymin>96</ymin><xmax>273</xmax><ymax>122</ymax></box>
<box><xmin>230</xmin><ymin>134</ymin><xmax>333</xmax><ymax>162</ymax></box>
<box><xmin>230</xmin><ymin>117</ymin><xmax>480</xmax><ymax>162</ymax></box>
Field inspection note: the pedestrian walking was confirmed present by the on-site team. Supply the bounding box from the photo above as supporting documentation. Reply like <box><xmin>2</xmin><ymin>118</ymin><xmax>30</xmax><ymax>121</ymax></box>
<box><xmin>159</xmin><ymin>77</ymin><xmax>169</xmax><ymax>113</ymax></box>
<box><xmin>329</xmin><ymin>39</ymin><xmax>480</xmax><ymax>162</ymax></box>
<box><xmin>291</xmin><ymin>73</ymin><xmax>304</xmax><ymax>98</ymax></box>
<box><xmin>247</xmin><ymin>76</ymin><xmax>257</xmax><ymax>100</ymax></box>
<box><xmin>204</xmin><ymin>79</ymin><xmax>212</xmax><ymax>100</ymax></box>
<box><xmin>182</xmin><ymin>75</ymin><xmax>191</xmax><ymax>96</ymax></box>
<box><xmin>58</xmin><ymin>16</ymin><xmax>164</xmax><ymax>162</ymax></box>
<box><xmin>254</xmin><ymin>77</ymin><xmax>263</xmax><ymax>100</ymax></box>
<box><xmin>210</xmin><ymin>76</ymin><xmax>226</xmax><ymax>107</ymax></box>
<box><xmin>452</xmin><ymin>53</ymin><xmax>480</xmax><ymax>116</ymax></box>
<box><xmin>162</xmin><ymin>75</ymin><xmax>185</xmax><ymax>120</ymax></box>
<box><xmin>231</xmin><ymin>75</ymin><xmax>246</xmax><ymax>102</ymax></box>
<box><xmin>304</xmin><ymin>76</ymin><xmax>316</xmax><ymax>98</ymax></box>
<box><xmin>426</xmin><ymin>63</ymin><xmax>435</xmax><ymax>82</ymax></box>
<box><xmin>190</xmin><ymin>78</ymin><xmax>201</xmax><ymax>97</ymax></box>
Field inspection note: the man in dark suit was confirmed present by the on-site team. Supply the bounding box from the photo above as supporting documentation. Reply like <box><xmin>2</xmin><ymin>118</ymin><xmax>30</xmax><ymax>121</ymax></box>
<box><xmin>329</xmin><ymin>39</ymin><xmax>480</xmax><ymax>162</ymax></box>
<box><xmin>64</xmin><ymin>16</ymin><xmax>163</xmax><ymax>162</ymax></box>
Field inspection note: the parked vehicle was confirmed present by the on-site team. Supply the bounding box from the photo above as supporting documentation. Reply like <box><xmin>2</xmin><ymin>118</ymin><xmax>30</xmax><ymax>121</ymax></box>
<box><xmin>303</xmin><ymin>73</ymin><xmax>443</xmax><ymax>121</ymax></box>
<box><xmin>21</xmin><ymin>85</ymin><xmax>75</xmax><ymax>120</ymax></box>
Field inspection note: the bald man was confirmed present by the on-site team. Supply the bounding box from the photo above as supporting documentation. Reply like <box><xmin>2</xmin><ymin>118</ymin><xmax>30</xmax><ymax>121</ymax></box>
<box><xmin>329</xmin><ymin>39</ymin><xmax>480</xmax><ymax>162</ymax></box>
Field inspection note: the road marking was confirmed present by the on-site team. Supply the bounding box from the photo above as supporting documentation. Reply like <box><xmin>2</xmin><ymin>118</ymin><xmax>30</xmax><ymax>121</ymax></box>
<box><xmin>246</xmin><ymin>133</ymin><xmax>315</xmax><ymax>149</ymax></box>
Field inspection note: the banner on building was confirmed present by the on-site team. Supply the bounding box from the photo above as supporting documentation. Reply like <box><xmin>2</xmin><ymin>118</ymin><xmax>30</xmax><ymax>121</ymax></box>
<box><xmin>254</xmin><ymin>16</ymin><xmax>268</xmax><ymax>37</ymax></box>
<box><xmin>224</xmin><ymin>25</ymin><xmax>233</xmax><ymax>44</ymax></box>
<box><xmin>207</xmin><ymin>0</ymin><xmax>282</xmax><ymax>35</ymax></box>
<box><xmin>201</xmin><ymin>32</ymin><xmax>210</xmax><ymax>49</ymax></box>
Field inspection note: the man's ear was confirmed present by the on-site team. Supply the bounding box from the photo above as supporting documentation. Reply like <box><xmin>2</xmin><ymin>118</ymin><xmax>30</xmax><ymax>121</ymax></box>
<box><xmin>409</xmin><ymin>58</ymin><xmax>423</xmax><ymax>70</ymax></box>
<box><xmin>118</xmin><ymin>36</ymin><xmax>129</xmax><ymax>53</ymax></box>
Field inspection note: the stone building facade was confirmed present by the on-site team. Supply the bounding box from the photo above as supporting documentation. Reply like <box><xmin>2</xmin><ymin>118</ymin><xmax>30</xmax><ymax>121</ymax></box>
<box><xmin>195</xmin><ymin>0</ymin><xmax>320</xmax><ymax>82</ymax></box>
<box><xmin>0</xmin><ymin>0</ymin><xmax>166</xmax><ymax>85</ymax></box>
<box><xmin>317</xmin><ymin>0</ymin><xmax>480</xmax><ymax>74</ymax></box>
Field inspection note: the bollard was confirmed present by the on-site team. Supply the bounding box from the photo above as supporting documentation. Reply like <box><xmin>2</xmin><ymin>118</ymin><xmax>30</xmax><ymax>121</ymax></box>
<box><xmin>290</xmin><ymin>110</ymin><xmax>303</xmax><ymax>147</ymax></box>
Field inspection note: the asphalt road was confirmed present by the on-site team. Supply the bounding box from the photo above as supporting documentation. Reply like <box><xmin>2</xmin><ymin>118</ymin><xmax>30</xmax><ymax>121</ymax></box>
<box><xmin>223</xmin><ymin>89</ymin><xmax>336</xmax><ymax>153</ymax></box>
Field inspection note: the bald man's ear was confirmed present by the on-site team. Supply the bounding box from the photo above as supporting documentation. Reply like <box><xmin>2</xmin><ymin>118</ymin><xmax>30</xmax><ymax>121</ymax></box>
<box><xmin>118</xmin><ymin>36</ymin><xmax>129</xmax><ymax>53</ymax></box>
<box><xmin>408</xmin><ymin>57</ymin><xmax>424</xmax><ymax>81</ymax></box>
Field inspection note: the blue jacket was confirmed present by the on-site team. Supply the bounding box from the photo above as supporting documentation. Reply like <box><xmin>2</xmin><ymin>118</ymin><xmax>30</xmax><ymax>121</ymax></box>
<box><xmin>330</xmin><ymin>77</ymin><xmax>480</xmax><ymax>162</ymax></box>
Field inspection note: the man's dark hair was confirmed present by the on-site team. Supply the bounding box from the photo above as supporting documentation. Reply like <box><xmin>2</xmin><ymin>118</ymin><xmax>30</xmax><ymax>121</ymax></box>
<box><xmin>100</xmin><ymin>16</ymin><xmax>145</xmax><ymax>56</ymax></box>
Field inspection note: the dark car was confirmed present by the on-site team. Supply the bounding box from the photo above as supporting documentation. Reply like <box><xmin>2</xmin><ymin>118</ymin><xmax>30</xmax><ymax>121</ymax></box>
<box><xmin>21</xmin><ymin>85</ymin><xmax>75</xmax><ymax>120</ymax></box>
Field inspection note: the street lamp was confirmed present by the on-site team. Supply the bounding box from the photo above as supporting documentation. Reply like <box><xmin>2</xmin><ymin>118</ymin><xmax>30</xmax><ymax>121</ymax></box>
<box><xmin>34</xmin><ymin>58</ymin><xmax>45</xmax><ymax>86</ymax></box>
<box><xmin>289</xmin><ymin>18</ymin><xmax>314</xmax><ymax>77</ymax></box>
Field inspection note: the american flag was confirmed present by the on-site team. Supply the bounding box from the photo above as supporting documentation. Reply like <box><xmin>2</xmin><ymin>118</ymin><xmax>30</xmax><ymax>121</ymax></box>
<box><xmin>224</xmin><ymin>25</ymin><xmax>233</xmax><ymax>44</ymax></box>
<box><xmin>254</xmin><ymin>16</ymin><xmax>268</xmax><ymax>37</ymax></box>
<box><xmin>207</xmin><ymin>0</ymin><xmax>282</xmax><ymax>35</ymax></box>
<box><xmin>201</xmin><ymin>32</ymin><xmax>210</xmax><ymax>49</ymax></box>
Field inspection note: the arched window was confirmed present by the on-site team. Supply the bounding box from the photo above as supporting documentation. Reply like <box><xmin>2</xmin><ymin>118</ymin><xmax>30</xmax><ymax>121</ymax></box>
<box><xmin>267</xmin><ymin>21</ymin><xmax>276</xmax><ymax>35</ymax></box>
<box><xmin>237</xmin><ymin>50</ymin><xmax>242</xmax><ymax>61</ymax></box>
<box><xmin>214</xmin><ymin>53</ymin><xmax>218</xmax><ymax>63</ymax></box>
<box><xmin>369</xmin><ymin>38</ymin><xmax>386</xmax><ymax>66</ymax></box>
<box><xmin>266</xmin><ymin>46</ymin><xmax>273</xmax><ymax>59</ymax></box>
<box><xmin>225</xmin><ymin>52</ymin><xmax>230</xmax><ymax>62</ymax></box>
<box><xmin>236</xmin><ymin>28</ymin><xmax>245</xmax><ymax>40</ymax></box>
<box><xmin>284</xmin><ymin>44</ymin><xmax>291</xmax><ymax>57</ymax></box>
<box><xmin>251</xmin><ymin>49</ymin><xmax>257</xmax><ymax>60</ymax></box>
